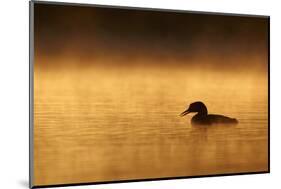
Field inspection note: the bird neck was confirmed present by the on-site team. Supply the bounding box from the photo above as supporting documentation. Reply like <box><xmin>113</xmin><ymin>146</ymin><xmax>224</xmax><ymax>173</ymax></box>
<box><xmin>196</xmin><ymin>108</ymin><xmax>208</xmax><ymax>116</ymax></box>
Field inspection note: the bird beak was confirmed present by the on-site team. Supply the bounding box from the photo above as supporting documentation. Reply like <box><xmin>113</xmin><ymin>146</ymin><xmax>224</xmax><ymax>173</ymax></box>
<box><xmin>180</xmin><ymin>109</ymin><xmax>190</xmax><ymax>117</ymax></box>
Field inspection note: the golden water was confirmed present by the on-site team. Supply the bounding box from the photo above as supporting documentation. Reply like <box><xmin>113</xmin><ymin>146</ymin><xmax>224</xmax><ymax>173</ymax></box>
<box><xmin>33</xmin><ymin>62</ymin><xmax>268</xmax><ymax>185</ymax></box>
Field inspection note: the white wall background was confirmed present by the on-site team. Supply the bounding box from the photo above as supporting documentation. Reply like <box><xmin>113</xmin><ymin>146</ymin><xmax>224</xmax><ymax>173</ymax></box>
<box><xmin>0</xmin><ymin>0</ymin><xmax>279</xmax><ymax>188</ymax></box>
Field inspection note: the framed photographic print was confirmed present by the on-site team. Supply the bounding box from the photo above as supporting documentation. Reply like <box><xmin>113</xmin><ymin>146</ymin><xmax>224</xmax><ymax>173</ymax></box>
<box><xmin>29</xmin><ymin>0</ymin><xmax>269</xmax><ymax>188</ymax></box>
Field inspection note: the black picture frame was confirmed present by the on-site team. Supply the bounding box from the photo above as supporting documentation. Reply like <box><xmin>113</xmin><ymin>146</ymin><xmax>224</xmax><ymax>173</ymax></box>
<box><xmin>29</xmin><ymin>1</ymin><xmax>270</xmax><ymax>188</ymax></box>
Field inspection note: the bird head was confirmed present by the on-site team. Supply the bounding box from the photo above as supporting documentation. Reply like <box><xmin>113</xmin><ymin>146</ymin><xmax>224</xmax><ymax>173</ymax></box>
<box><xmin>180</xmin><ymin>101</ymin><xmax>208</xmax><ymax>116</ymax></box>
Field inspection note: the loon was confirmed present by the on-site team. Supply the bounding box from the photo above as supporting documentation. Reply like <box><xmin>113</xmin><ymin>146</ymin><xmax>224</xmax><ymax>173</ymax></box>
<box><xmin>180</xmin><ymin>101</ymin><xmax>238</xmax><ymax>125</ymax></box>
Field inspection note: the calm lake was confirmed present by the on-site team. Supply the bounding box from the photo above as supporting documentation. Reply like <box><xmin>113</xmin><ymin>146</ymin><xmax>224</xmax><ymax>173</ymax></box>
<box><xmin>34</xmin><ymin>64</ymin><xmax>268</xmax><ymax>185</ymax></box>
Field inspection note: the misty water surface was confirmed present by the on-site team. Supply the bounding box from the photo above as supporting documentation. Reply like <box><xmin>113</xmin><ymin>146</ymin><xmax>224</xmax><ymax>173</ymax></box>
<box><xmin>34</xmin><ymin>63</ymin><xmax>268</xmax><ymax>185</ymax></box>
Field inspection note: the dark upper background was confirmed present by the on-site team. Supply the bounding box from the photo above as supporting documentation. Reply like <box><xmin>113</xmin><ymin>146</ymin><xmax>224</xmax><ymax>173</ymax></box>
<box><xmin>34</xmin><ymin>3</ymin><xmax>268</xmax><ymax>70</ymax></box>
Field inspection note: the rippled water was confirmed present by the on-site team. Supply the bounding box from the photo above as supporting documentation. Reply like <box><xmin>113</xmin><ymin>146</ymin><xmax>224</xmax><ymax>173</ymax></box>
<box><xmin>33</xmin><ymin>65</ymin><xmax>268</xmax><ymax>185</ymax></box>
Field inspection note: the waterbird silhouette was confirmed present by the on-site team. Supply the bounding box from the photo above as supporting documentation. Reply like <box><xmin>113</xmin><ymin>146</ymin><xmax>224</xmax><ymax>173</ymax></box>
<box><xmin>180</xmin><ymin>101</ymin><xmax>238</xmax><ymax>125</ymax></box>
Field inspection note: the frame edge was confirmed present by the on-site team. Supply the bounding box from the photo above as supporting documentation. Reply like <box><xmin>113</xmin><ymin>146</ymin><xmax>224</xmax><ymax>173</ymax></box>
<box><xmin>29</xmin><ymin>1</ymin><xmax>34</xmax><ymax>188</ymax></box>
